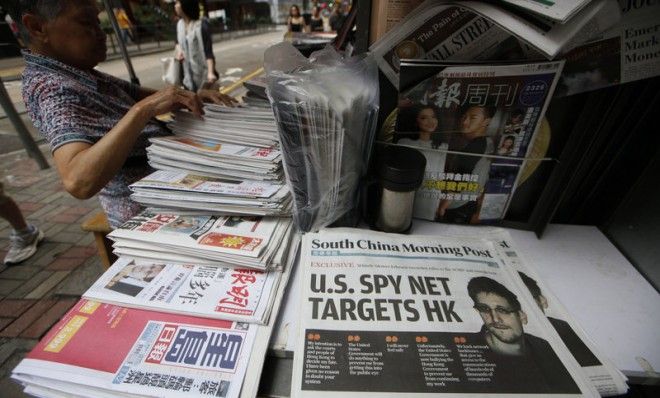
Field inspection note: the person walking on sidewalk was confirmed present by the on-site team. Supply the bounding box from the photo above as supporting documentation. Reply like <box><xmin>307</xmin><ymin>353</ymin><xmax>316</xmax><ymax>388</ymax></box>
<box><xmin>174</xmin><ymin>0</ymin><xmax>218</xmax><ymax>92</ymax></box>
<box><xmin>1</xmin><ymin>182</ymin><xmax>43</xmax><ymax>265</ymax></box>
<box><xmin>11</xmin><ymin>0</ymin><xmax>235</xmax><ymax>229</ymax></box>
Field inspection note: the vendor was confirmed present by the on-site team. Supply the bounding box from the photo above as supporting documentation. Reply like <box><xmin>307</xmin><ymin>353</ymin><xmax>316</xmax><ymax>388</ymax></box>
<box><xmin>12</xmin><ymin>0</ymin><xmax>235</xmax><ymax>228</ymax></box>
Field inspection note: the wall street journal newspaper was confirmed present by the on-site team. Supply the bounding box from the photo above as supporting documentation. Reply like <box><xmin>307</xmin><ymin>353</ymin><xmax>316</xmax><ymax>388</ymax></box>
<box><xmin>370</xmin><ymin>0</ymin><xmax>619</xmax><ymax>86</ymax></box>
<box><xmin>291</xmin><ymin>229</ymin><xmax>599</xmax><ymax>397</ymax></box>
<box><xmin>13</xmin><ymin>299</ymin><xmax>256</xmax><ymax>398</ymax></box>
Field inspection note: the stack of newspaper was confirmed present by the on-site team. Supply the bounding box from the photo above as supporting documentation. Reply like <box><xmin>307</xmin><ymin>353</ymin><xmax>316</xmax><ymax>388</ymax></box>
<box><xmin>147</xmin><ymin>135</ymin><xmax>283</xmax><ymax>182</ymax></box>
<box><xmin>108</xmin><ymin>211</ymin><xmax>295</xmax><ymax>271</ymax></box>
<box><xmin>11</xmin><ymin>232</ymin><xmax>299</xmax><ymax>398</ymax></box>
<box><xmin>167</xmin><ymin>105</ymin><xmax>280</xmax><ymax>148</ymax></box>
<box><xmin>129</xmin><ymin>170</ymin><xmax>291</xmax><ymax>216</ymax></box>
<box><xmin>290</xmin><ymin>227</ymin><xmax>629</xmax><ymax>397</ymax></box>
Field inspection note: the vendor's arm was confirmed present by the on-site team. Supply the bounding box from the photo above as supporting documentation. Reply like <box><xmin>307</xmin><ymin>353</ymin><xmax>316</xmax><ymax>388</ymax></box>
<box><xmin>53</xmin><ymin>86</ymin><xmax>203</xmax><ymax>199</ymax></box>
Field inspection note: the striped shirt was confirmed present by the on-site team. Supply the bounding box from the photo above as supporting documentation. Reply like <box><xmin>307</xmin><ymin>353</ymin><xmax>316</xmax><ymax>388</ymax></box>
<box><xmin>21</xmin><ymin>51</ymin><xmax>170</xmax><ymax>228</ymax></box>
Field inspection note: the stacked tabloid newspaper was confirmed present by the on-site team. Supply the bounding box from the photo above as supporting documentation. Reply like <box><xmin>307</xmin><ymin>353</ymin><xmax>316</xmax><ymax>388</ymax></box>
<box><xmin>167</xmin><ymin>105</ymin><xmax>280</xmax><ymax>148</ymax></box>
<box><xmin>291</xmin><ymin>228</ymin><xmax>628</xmax><ymax>397</ymax></box>
<box><xmin>147</xmin><ymin>135</ymin><xmax>282</xmax><ymax>182</ymax></box>
<box><xmin>136</xmin><ymin>102</ymin><xmax>290</xmax><ymax>217</ymax></box>
<box><xmin>12</xmin><ymin>233</ymin><xmax>300</xmax><ymax>398</ymax></box>
<box><xmin>130</xmin><ymin>170</ymin><xmax>291</xmax><ymax>216</ymax></box>
<box><xmin>82</xmin><ymin>257</ymin><xmax>290</xmax><ymax>325</ymax></box>
<box><xmin>108</xmin><ymin>211</ymin><xmax>294</xmax><ymax>271</ymax></box>
<box><xmin>370</xmin><ymin>0</ymin><xmax>621</xmax><ymax>87</ymax></box>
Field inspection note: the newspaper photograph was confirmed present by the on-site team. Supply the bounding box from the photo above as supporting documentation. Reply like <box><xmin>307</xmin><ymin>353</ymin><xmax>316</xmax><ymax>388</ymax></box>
<box><xmin>489</xmin><ymin>231</ymin><xmax>629</xmax><ymax>395</ymax></box>
<box><xmin>556</xmin><ymin>0</ymin><xmax>660</xmax><ymax>97</ymax></box>
<box><xmin>13</xmin><ymin>299</ymin><xmax>257</xmax><ymax>398</ymax></box>
<box><xmin>291</xmin><ymin>229</ymin><xmax>598</xmax><ymax>397</ymax></box>
<box><xmin>389</xmin><ymin>60</ymin><xmax>563</xmax><ymax>224</ymax></box>
<box><xmin>83</xmin><ymin>257</ymin><xmax>280</xmax><ymax>324</ymax></box>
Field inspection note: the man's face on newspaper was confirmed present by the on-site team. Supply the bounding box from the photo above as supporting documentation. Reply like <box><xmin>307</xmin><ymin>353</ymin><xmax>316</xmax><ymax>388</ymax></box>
<box><xmin>474</xmin><ymin>292</ymin><xmax>526</xmax><ymax>344</ymax></box>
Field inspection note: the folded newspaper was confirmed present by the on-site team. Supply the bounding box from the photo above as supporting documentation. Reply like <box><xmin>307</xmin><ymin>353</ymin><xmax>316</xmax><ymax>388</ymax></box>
<box><xmin>108</xmin><ymin>211</ymin><xmax>294</xmax><ymax>271</ymax></box>
<box><xmin>147</xmin><ymin>136</ymin><xmax>282</xmax><ymax>182</ymax></box>
<box><xmin>13</xmin><ymin>238</ymin><xmax>301</xmax><ymax>398</ymax></box>
<box><xmin>12</xmin><ymin>299</ymin><xmax>257</xmax><ymax>398</ymax></box>
<box><xmin>168</xmin><ymin>106</ymin><xmax>280</xmax><ymax>148</ymax></box>
<box><xmin>83</xmin><ymin>257</ymin><xmax>287</xmax><ymax>325</ymax></box>
<box><xmin>502</xmin><ymin>0</ymin><xmax>595</xmax><ymax>23</ymax></box>
<box><xmin>370</xmin><ymin>0</ymin><xmax>620</xmax><ymax>86</ymax></box>
<box><xmin>555</xmin><ymin>0</ymin><xmax>660</xmax><ymax>97</ymax></box>
<box><xmin>291</xmin><ymin>228</ymin><xmax>602</xmax><ymax>397</ymax></box>
<box><xmin>130</xmin><ymin>170</ymin><xmax>291</xmax><ymax>216</ymax></box>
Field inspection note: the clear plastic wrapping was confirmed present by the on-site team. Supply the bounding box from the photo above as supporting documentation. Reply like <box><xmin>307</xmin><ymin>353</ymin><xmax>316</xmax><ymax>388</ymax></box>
<box><xmin>265</xmin><ymin>43</ymin><xmax>379</xmax><ymax>232</ymax></box>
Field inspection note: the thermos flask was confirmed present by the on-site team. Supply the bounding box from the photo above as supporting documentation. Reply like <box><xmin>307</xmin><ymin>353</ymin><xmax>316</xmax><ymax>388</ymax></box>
<box><xmin>376</xmin><ymin>146</ymin><xmax>426</xmax><ymax>233</ymax></box>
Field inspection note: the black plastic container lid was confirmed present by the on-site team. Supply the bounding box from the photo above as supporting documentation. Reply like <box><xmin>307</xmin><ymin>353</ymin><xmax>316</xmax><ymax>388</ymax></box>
<box><xmin>379</xmin><ymin>146</ymin><xmax>426</xmax><ymax>192</ymax></box>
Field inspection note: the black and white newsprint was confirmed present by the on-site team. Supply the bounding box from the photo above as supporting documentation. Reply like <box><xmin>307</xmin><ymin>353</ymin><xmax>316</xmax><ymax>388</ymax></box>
<box><xmin>292</xmin><ymin>229</ymin><xmax>599</xmax><ymax>397</ymax></box>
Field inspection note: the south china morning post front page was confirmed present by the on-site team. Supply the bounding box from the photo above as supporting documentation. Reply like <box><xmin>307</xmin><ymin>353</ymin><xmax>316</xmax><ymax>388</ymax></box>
<box><xmin>291</xmin><ymin>229</ymin><xmax>599</xmax><ymax>397</ymax></box>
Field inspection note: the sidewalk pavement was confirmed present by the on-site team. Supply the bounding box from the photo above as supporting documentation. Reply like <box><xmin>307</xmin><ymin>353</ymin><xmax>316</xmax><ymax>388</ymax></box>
<box><xmin>0</xmin><ymin>146</ymin><xmax>105</xmax><ymax>397</ymax></box>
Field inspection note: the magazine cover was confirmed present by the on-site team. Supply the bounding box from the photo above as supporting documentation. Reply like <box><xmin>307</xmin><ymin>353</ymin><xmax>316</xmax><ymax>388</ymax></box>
<box><xmin>391</xmin><ymin>60</ymin><xmax>563</xmax><ymax>224</ymax></box>
<box><xmin>13</xmin><ymin>299</ymin><xmax>256</xmax><ymax>398</ymax></box>
<box><xmin>83</xmin><ymin>258</ymin><xmax>280</xmax><ymax>324</ymax></box>
<box><xmin>291</xmin><ymin>229</ymin><xmax>599</xmax><ymax>397</ymax></box>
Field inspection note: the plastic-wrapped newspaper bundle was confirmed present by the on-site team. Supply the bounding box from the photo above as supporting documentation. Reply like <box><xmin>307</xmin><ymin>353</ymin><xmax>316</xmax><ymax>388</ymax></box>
<box><xmin>108</xmin><ymin>211</ymin><xmax>294</xmax><ymax>271</ymax></box>
<box><xmin>291</xmin><ymin>228</ymin><xmax>602</xmax><ymax>397</ymax></box>
<box><xmin>129</xmin><ymin>170</ymin><xmax>291</xmax><ymax>216</ymax></box>
<box><xmin>265</xmin><ymin>43</ymin><xmax>380</xmax><ymax>232</ymax></box>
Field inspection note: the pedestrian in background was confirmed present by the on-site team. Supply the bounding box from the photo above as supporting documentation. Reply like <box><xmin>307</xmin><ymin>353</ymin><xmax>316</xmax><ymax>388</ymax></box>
<box><xmin>1</xmin><ymin>182</ymin><xmax>43</xmax><ymax>265</ymax></box>
<box><xmin>174</xmin><ymin>0</ymin><xmax>218</xmax><ymax>92</ymax></box>
<box><xmin>113</xmin><ymin>7</ymin><xmax>134</xmax><ymax>44</ymax></box>
<box><xmin>287</xmin><ymin>5</ymin><xmax>306</xmax><ymax>33</ymax></box>
<box><xmin>309</xmin><ymin>6</ymin><xmax>324</xmax><ymax>32</ymax></box>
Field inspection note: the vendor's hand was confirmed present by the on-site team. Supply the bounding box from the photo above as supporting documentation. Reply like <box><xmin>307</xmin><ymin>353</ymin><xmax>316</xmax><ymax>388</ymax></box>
<box><xmin>136</xmin><ymin>86</ymin><xmax>204</xmax><ymax>119</ymax></box>
<box><xmin>197</xmin><ymin>89</ymin><xmax>238</xmax><ymax>107</ymax></box>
